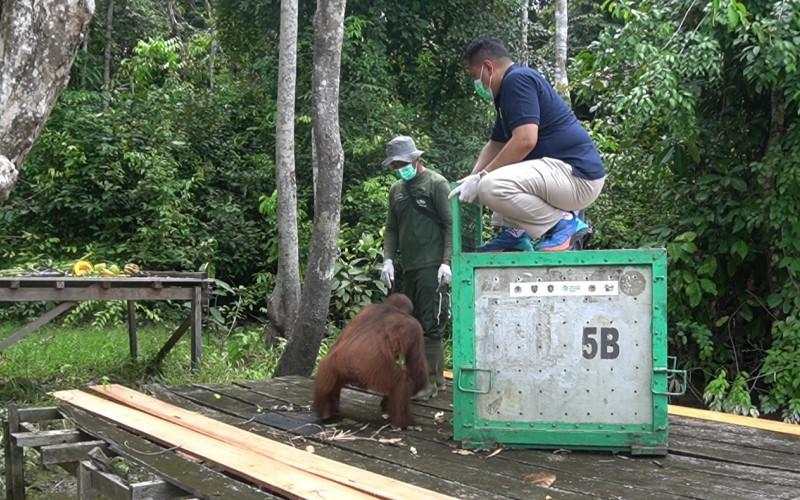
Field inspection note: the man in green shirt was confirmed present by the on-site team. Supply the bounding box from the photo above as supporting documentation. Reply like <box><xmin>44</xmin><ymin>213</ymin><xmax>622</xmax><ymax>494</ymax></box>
<box><xmin>380</xmin><ymin>136</ymin><xmax>452</xmax><ymax>400</ymax></box>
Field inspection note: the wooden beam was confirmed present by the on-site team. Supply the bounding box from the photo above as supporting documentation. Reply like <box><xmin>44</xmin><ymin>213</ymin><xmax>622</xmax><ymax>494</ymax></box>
<box><xmin>90</xmin><ymin>384</ymin><xmax>455</xmax><ymax>500</ymax></box>
<box><xmin>11</xmin><ymin>429</ymin><xmax>84</xmax><ymax>447</ymax></box>
<box><xmin>0</xmin><ymin>287</ymin><xmax>193</xmax><ymax>302</ymax></box>
<box><xmin>128</xmin><ymin>300</ymin><xmax>138</xmax><ymax>360</ymax></box>
<box><xmin>149</xmin><ymin>317</ymin><xmax>191</xmax><ymax>369</ymax></box>
<box><xmin>190</xmin><ymin>287</ymin><xmax>202</xmax><ymax>371</ymax></box>
<box><xmin>78</xmin><ymin>459</ymin><xmax>133</xmax><ymax>499</ymax></box>
<box><xmin>4</xmin><ymin>404</ymin><xmax>25</xmax><ymax>500</ymax></box>
<box><xmin>17</xmin><ymin>406</ymin><xmax>61</xmax><ymax>423</ymax></box>
<box><xmin>0</xmin><ymin>277</ymin><xmax>207</xmax><ymax>284</ymax></box>
<box><xmin>53</xmin><ymin>390</ymin><xmax>374</xmax><ymax>499</ymax></box>
<box><xmin>0</xmin><ymin>302</ymin><xmax>76</xmax><ymax>351</ymax></box>
<box><xmin>40</xmin><ymin>440</ymin><xmax>108</xmax><ymax>466</ymax></box>
<box><xmin>669</xmin><ymin>405</ymin><xmax>800</xmax><ymax>437</ymax></box>
<box><xmin>59</xmin><ymin>405</ymin><xmax>272</xmax><ymax>500</ymax></box>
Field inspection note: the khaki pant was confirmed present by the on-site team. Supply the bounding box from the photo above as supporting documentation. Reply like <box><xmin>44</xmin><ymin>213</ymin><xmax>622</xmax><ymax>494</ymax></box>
<box><xmin>477</xmin><ymin>157</ymin><xmax>605</xmax><ymax>239</ymax></box>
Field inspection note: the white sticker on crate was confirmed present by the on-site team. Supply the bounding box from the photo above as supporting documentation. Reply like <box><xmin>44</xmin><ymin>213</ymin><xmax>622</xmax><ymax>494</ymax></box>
<box><xmin>508</xmin><ymin>280</ymin><xmax>619</xmax><ymax>297</ymax></box>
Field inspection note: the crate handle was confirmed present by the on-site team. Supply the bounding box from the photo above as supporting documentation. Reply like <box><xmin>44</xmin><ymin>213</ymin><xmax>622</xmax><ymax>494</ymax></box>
<box><xmin>652</xmin><ymin>367</ymin><xmax>687</xmax><ymax>396</ymax></box>
<box><xmin>456</xmin><ymin>367</ymin><xmax>493</xmax><ymax>394</ymax></box>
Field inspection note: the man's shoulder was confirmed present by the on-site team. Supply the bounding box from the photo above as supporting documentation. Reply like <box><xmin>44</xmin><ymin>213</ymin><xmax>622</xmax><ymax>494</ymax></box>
<box><xmin>504</xmin><ymin>66</ymin><xmax>545</xmax><ymax>90</ymax></box>
<box><xmin>425</xmin><ymin>169</ymin><xmax>450</xmax><ymax>186</ymax></box>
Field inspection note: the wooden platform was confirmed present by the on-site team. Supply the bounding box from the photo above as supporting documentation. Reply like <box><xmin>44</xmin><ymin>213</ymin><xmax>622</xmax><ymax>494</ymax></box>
<box><xmin>10</xmin><ymin>376</ymin><xmax>800</xmax><ymax>499</ymax></box>
<box><xmin>146</xmin><ymin>376</ymin><xmax>800</xmax><ymax>499</ymax></box>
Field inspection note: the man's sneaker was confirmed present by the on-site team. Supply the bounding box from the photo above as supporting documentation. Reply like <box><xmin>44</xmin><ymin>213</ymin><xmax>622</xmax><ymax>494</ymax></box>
<box><xmin>537</xmin><ymin>217</ymin><xmax>582</xmax><ymax>252</ymax></box>
<box><xmin>479</xmin><ymin>227</ymin><xmax>535</xmax><ymax>252</ymax></box>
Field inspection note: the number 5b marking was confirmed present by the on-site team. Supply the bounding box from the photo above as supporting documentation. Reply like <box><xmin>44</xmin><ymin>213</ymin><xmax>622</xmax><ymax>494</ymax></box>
<box><xmin>582</xmin><ymin>327</ymin><xmax>620</xmax><ymax>360</ymax></box>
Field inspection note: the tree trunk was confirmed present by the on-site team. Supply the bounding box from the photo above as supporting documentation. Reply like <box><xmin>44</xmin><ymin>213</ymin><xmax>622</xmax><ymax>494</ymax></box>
<box><xmin>520</xmin><ymin>0</ymin><xmax>529</xmax><ymax>66</ymax></box>
<box><xmin>275</xmin><ymin>0</ymin><xmax>346</xmax><ymax>377</ymax></box>
<box><xmin>554</xmin><ymin>0</ymin><xmax>570</xmax><ymax>102</ymax></box>
<box><xmin>103</xmin><ymin>0</ymin><xmax>113</xmax><ymax>93</ymax></box>
<box><xmin>167</xmin><ymin>0</ymin><xmax>179</xmax><ymax>36</ymax></box>
<box><xmin>0</xmin><ymin>0</ymin><xmax>95</xmax><ymax>202</ymax></box>
<box><xmin>267</xmin><ymin>0</ymin><xmax>301</xmax><ymax>344</ymax></box>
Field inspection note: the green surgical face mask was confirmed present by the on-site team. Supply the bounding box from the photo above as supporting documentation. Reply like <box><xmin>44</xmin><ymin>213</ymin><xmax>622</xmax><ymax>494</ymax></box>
<box><xmin>395</xmin><ymin>163</ymin><xmax>417</xmax><ymax>181</ymax></box>
<box><xmin>473</xmin><ymin>66</ymin><xmax>494</xmax><ymax>102</ymax></box>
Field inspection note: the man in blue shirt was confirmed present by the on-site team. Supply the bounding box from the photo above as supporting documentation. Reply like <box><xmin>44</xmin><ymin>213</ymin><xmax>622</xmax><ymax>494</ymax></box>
<box><xmin>450</xmin><ymin>37</ymin><xmax>606</xmax><ymax>252</ymax></box>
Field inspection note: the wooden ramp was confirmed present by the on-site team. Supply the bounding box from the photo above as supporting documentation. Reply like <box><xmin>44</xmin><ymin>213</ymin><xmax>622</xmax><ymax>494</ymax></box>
<box><xmin>48</xmin><ymin>376</ymin><xmax>800</xmax><ymax>499</ymax></box>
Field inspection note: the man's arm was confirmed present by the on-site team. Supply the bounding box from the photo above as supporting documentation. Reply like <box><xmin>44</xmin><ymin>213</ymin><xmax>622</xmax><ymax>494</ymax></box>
<box><xmin>471</xmin><ymin>140</ymin><xmax>505</xmax><ymax>174</ymax></box>
<box><xmin>482</xmin><ymin>124</ymin><xmax>538</xmax><ymax>173</ymax></box>
<box><xmin>434</xmin><ymin>180</ymin><xmax>453</xmax><ymax>265</ymax></box>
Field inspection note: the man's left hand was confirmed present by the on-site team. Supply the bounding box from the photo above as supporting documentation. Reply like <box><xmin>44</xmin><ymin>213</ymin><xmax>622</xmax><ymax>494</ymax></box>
<box><xmin>437</xmin><ymin>264</ymin><xmax>452</xmax><ymax>286</ymax></box>
<box><xmin>448</xmin><ymin>174</ymin><xmax>481</xmax><ymax>203</ymax></box>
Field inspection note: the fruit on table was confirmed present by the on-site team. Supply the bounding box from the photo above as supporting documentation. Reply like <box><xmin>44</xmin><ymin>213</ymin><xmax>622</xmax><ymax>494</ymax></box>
<box><xmin>72</xmin><ymin>260</ymin><xmax>93</xmax><ymax>276</ymax></box>
<box><xmin>124</xmin><ymin>263</ymin><xmax>141</xmax><ymax>275</ymax></box>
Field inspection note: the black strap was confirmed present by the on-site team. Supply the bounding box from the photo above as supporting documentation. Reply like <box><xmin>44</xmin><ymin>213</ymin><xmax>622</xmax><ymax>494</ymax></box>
<box><xmin>402</xmin><ymin>183</ymin><xmax>444</xmax><ymax>229</ymax></box>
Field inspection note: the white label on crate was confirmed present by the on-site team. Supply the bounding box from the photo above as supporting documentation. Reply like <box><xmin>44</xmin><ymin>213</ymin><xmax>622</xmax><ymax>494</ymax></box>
<box><xmin>508</xmin><ymin>280</ymin><xmax>619</xmax><ymax>297</ymax></box>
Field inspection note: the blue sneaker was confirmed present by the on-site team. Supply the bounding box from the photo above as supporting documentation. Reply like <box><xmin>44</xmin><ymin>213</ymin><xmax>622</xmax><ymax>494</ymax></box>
<box><xmin>536</xmin><ymin>217</ymin><xmax>581</xmax><ymax>252</ymax></box>
<box><xmin>574</xmin><ymin>215</ymin><xmax>589</xmax><ymax>234</ymax></box>
<box><xmin>479</xmin><ymin>227</ymin><xmax>535</xmax><ymax>252</ymax></box>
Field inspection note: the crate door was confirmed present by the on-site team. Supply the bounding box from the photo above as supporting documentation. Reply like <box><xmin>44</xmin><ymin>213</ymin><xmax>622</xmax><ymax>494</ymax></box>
<box><xmin>472</xmin><ymin>266</ymin><xmax>654</xmax><ymax>425</ymax></box>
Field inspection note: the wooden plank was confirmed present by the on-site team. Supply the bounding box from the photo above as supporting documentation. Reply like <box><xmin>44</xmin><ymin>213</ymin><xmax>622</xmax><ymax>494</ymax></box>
<box><xmin>40</xmin><ymin>439</ymin><xmax>107</xmax><ymax>465</ymax></box>
<box><xmin>17</xmin><ymin>406</ymin><xmax>61</xmax><ymax>423</ymax></box>
<box><xmin>78</xmin><ymin>460</ymin><xmax>132</xmax><ymax>499</ymax></box>
<box><xmin>669</xmin><ymin>404</ymin><xmax>800</xmax><ymax>437</ymax></box>
<box><xmin>147</xmin><ymin>384</ymin><xmax>497</xmax><ymax>500</ymax></box>
<box><xmin>671</xmin><ymin>417</ymin><xmax>800</xmax><ymax>455</ymax></box>
<box><xmin>78</xmin><ymin>460</ymin><xmax>95</xmax><ymax>500</ymax></box>
<box><xmin>12</xmin><ymin>429</ymin><xmax>84</xmax><ymax>447</ymax></box>
<box><xmin>149</xmin><ymin>317</ymin><xmax>191</xmax><ymax>369</ymax></box>
<box><xmin>91</xmin><ymin>384</ymin><xmax>456</xmax><ymax>500</ymax></box>
<box><xmin>128</xmin><ymin>300</ymin><xmax>138</xmax><ymax>360</ymax></box>
<box><xmin>60</xmin><ymin>404</ymin><xmax>273</xmax><ymax>500</ymax></box>
<box><xmin>40</xmin><ymin>440</ymin><xmax>108</xmax><ymax>465</ymax></box>
<box><xmin>54</xmin><ymin>390</ymin><xmax>374</xmax><ymax>499</ymax></box>
<box><xmin>0</xmin><ymin>301</ymin><xmax>76</xmax><ymax>351</ymax></box>
<box><xmin>0</xmin><ymin>287</ymin><xmax>193</xmax><ymax>302</ymax></box>
<box><xmin>4</xmin><ymin>404</ymin><xmax>25</xmax><ymax>500</ymax></box>
<box><xmin>190</xmin><ymin>288</ymin><xmax>202</xmax><ymax>371</ymax></box>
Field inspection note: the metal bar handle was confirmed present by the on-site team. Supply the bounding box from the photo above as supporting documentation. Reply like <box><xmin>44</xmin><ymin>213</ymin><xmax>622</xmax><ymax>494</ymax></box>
<box><xmin>456</xmin><ymin>367</ymin><xmax>493</xmax><ymax>394</ymax></box>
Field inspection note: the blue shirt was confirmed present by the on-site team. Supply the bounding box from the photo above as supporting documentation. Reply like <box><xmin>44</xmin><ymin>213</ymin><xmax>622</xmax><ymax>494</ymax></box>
<box><xmin>490</xmin><ymin>65</ymin><xmax>605</xmax><ymax>180</ymax></box>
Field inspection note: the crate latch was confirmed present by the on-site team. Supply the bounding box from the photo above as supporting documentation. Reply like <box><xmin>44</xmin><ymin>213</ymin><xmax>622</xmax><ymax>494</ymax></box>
<box><xmin>456</xmin><ymin>367</ymin><xmax>493</xmax><ymax>394</ymax></box>
<box><xmin>652</xmin><ymin>356</ymin><xmax>687</xmax><ymax>396</ymax></box>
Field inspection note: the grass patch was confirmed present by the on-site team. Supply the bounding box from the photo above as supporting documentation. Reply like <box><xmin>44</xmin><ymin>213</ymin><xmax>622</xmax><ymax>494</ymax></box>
<box><xmin>0</xmin><ymin>321</ymin><xmax>283</xmax><ymax>407</ymax></box>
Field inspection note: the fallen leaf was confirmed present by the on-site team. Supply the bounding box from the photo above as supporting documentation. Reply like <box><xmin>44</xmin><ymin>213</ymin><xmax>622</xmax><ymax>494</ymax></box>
<box><xmin>213</xmin><ymin>393</ymin><xmax>221</xmax><ymax>400</ymax></box>
<box><xmin>546</xmin><ymin>496</ymin><xmax>553</xmax><ymax>500</ymax></box>
<box><xmin>434</xmin><ymin>411</ymin><xmax>446</xmax><ymax>424</ymax></box>
<box><xmin>486</xmin><ymin>447</ymin><xmax>503</xmax><ymax>459</ymax></box>
<box><xmin>381</xmin><ymin>413</ymin><xmax>390</xmax><ymax>420</ymax></box>
<box><xmin>305</xmin><ymin>445</ymin><xmax>315</xmax><ymax>454</ymax></box>
<box><xmin>452</xmin><ymin>449</ymin><xmax>474</xmax><ymax>456</ymax></box>
<box><xmin>523</xmin><ymin>471</ymin><xmax>556</xmax><ymax>488</ymax></box>
<box><xmin>409</xmin><ymin>446</ymin><xmax>418</xmax><ymax>456</ymax></box>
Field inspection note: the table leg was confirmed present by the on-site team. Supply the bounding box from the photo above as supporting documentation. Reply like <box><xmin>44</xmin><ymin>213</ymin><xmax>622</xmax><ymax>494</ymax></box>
<box><xmin>127</xmin><ymin>300</ymin><xmax>138</xmax><ymax>361</ymax></box>
<box><xmin>190</xmin><ymin>287</ymin><xmax>202</xmax><ymax>371</ymax></box>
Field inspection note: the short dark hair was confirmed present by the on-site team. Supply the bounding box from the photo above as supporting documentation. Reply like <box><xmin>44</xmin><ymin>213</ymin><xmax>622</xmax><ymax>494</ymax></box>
<box><xmin>463</xmin><ymin>37</ymin><xmax>510</xmax><ymax>65</ymax></box>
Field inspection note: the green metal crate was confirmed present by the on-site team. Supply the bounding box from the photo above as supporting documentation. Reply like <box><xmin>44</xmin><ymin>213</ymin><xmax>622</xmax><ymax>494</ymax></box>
<box><xmin>450</xmin><ymin>197</ymin><xmax>685</xmax><ymax>455</ymax></box>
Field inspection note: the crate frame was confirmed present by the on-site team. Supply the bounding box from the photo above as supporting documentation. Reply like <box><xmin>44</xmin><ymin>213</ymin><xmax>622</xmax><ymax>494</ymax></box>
<box><xmin>450</xmin><ymin>197</ymin><xmax>680</xmax><ymax>455</ymax></box>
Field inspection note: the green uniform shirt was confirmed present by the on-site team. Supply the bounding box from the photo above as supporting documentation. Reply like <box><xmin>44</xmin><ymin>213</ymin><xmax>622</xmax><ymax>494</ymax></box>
<box><xmin>383</xmin><ymin>168</ymin><xmax>452</xmax><ymax>271</ymax></box>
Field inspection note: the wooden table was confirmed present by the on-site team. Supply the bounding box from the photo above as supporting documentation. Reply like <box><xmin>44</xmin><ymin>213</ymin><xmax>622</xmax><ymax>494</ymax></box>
<box><xmin>0</xmin><ymin>273</ymin><xmax>213</xmax><ymax>370</ymax></box>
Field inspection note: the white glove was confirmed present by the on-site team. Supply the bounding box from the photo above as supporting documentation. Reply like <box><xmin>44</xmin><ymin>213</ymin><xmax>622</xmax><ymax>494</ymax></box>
<box><xmin>448</xmin><ymin>173</ymin><xmax>481</xmax><ymax>203</ymax></box>
<box><xmin>437</xmin><ymin>264</ymin><xmax>452</xmax><ymax>286</ymax></box>
<box><xmin>380</xmin><ymin>259</ymin><xmax>395</xmax><ymax>288</ymax></box>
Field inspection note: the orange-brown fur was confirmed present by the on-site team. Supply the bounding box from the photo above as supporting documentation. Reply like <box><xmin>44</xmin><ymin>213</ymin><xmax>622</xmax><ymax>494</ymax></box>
<box><xmin>313</xmin><ymin>293</ymin><xmax>427</xmax><ymax>428</ymax></box>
